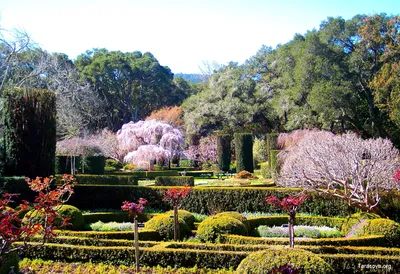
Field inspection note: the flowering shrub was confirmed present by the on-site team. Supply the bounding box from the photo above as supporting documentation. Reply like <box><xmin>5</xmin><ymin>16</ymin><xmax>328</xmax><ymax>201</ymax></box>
<box><xmin>256</xmin><ymin>225</ymin><xmax>343</xmax><ymax>238</ymax></box>
<box><xmin>0</xmin><ymin>175</ymin><xmax>76</xmax><ymax>270</ymax></box>
<box><xmin>89</xmin><ymin>221</ymin><xmax>134</xmax><ymax>231</ymax></box>
<box><xmin>183</xmin><ymin>135</ymin><xmax>217</xmax><ymax>167</ymax></box>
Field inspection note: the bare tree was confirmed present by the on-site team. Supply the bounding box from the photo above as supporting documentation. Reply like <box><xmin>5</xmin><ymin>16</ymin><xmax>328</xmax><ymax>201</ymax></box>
<box><xmin>277</xmin><ymin>131</ymin><xmax>400</xmax><ymax>213</ymax></box>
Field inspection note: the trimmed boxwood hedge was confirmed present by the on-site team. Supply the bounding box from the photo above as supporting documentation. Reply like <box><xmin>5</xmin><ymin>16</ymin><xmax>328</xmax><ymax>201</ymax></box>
<box><xmin>54</xmin><ymin>229</ymin><xmax>161</xmax><ymax>241</ymax></box>
<box><xmin>56</xmin><ymin>174</ymin><xmax>138</xmax><ymax>186</ymax></box>
<box><xmin>67</xmin><ymin>186</ymin><xmax>357</xmax><ymax>216</ymax></box>
<box><xmin>155</xmin><ymin>176</ymin><xmax>194</xmax><ymax>186</ymax></box>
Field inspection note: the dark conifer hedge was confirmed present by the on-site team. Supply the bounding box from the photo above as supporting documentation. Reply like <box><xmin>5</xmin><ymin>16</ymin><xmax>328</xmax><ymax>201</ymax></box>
<box><xmin>234</xmin><ymin>133</ymin><xmax>253</xmax><ymax>173</ymax></box>
<box><xmin>217</xmin><ymin>134</ymin><xmax>231</xmax><ymax>172</ymax></box>
<box><xmin>2</xmin><ymin>88</ymin><xmax>56</xmax><ymax>177</ymax></box>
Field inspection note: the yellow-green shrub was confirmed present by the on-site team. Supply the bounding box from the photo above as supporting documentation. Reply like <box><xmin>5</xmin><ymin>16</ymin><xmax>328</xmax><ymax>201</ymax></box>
<box><xmin>341</xmin><ymin>212</ymin><xmax>380</xmax><ymax>236</ymax></box>
<box><xmin>352</xmin><ymin>218</ymin><xmax>400</xmax><ymax>247</ymax></box>
<box><xmin>236</xmin><ymin>247</ymin><xmax>334</xmax><ymax>274</ymax></box>
<box><xmin>197</xmin><ymin>216</ymin><xmax>248</xmax><ymax>242</ymax></box>
<box><xmin>165</xmin><ymin>210</ymin><xmax>195</xmax><ymax>228</ymax></box>
<box><xmin>56</xmin><ymin>205</ymin><xmax>85</xmax><ymax>230</ymax></box>
<box><xmin>144</xmin><ymin>214</ymin><xmax>191</xmax><ymax>240</ymax></box>
<box><xmin>215</xmin><ymin>212</ymin><xmax>250</xmax><ymax>231</ymax></box>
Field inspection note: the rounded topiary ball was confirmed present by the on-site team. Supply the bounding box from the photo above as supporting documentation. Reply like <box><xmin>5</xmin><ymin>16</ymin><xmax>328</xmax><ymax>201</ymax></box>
<box><xmin>165</xmin><ymin>210</ymin><xmax>195</xmax><ymax>228</ymax></box>
<box><xmin>197</xmin><ymin>216</ymin><xmax>248</xmax><ymax>242</ymax></box>
<box><xmin>236</xmin><ymin>247</ymin><xmax>334</xmax><ymax>274</ymax></box>
<box><xmin>56</xmin><ymin>205</ymin><xmax>85</xmax><ymax>230</ymax></box>
<box><xmin>144</xmin><ymin>214</ymin><xmax>191</xmax><ymax>240</ymax></box>
<box><xmin>341</xmin><ymin>212</ymin><xmax>380</xmax><ymax>236</ymax></box>
<box><xmin>0</xmin><ymin>251</ymin><xmax>19</xmax><ymax>274</ymax></box>
<box><xmin>214</xmin><ymin>211</ymin><xmax>250</xmax><ymax>230</ymax></box>
<box><xmin>353</xmin><ymin>218</ymin><xmax>400</xmax><ymax>247</ymax></box>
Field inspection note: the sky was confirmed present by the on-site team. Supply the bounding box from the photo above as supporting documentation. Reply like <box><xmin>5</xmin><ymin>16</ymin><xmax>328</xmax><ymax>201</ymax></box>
<box><xmin>1</xmin><ymin>0</ymin><xmax>399</xmax><ymax>74</ymax></box>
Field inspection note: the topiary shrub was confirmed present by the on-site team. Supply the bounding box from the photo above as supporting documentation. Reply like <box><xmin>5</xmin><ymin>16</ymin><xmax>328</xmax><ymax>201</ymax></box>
<box><xmin>234</xmin><ymin>170</ymin><xmax>258</xmax><ymax>179</ymax></box>
<box><xmin>214</xmin><ymin>212</ymin><xmax>250</xmax><ymax>231</ymax></box>
<box><xmin>260</xmin><ymin>162</ymin><xmax>270</xmax><ymax>179</ymax></box>
<box><xmin>217</xmin><ymin>134</ymin><xmax>232</xmax><ymax>172</ymax></box>
<box><xmin>352</xmin><ymin>218</ymin><xmax>400</xmax><ymax>247</ymax></box>
<box><xmin>197</xmin><ymin>216</ymin><xmax>248</xmax><ymax>242</ymax></box>
<box><xmin>341</xmin><ymin>212</ymin><xmax>380</xmax><ymax>236</ymax></box>
<box><xmin>165</xmin><ymin>210</ymin><xmax>195</xmax><ymax>228</ymax></box>
<box><xmin>81</xmin><ymin>155</ymin><xmax>105</xmax><ymax>174</ymax></box>
<box><xmin>234</xmin><ymin>133</ymin><xmax>254</xmax><ymax>173</ymax></box>
<box><xmin>236</xmin><ymin>247</ymin><xmax>334</xmax><ymax>274</ymax></box>
<box><xmin>56</xmin><ymin>205</ymin><xmax>85</xmax><ymax>230</ymax></box>
<box><xmin>144</xmin><ymin>214</ymin><xmax>191</xmax><ymax>240</ymax></box>
<box><xmin>0</xmin><ymin>251</ymin><xmax>19</xmax><ymax>274</ymax></box>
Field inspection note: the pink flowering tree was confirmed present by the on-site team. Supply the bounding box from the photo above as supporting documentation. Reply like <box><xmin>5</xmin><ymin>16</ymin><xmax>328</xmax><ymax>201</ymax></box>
<box><xmin>162</xmin><ymin>185</ymin><xmax>192</xmax><ymax>241</ymax></box>
<box><xmin>118</xmin><ymin>120</ymin><xmax>184</xmax><ymax>169</ymax></box>
<box><xmin>121</xmin><ymin>198</ymin><xmax>147</xmax><ymax>271</ymax></box>
<box><xmin>266</xmin><ymin>194</ymin><xmax>309</xmax><ymax>248</ymax></box>
<box><xmin>183</xmin><ymin>135</ymin><xmax>218</xmax><ymax>168</ymax></box>
<box><xmin>277</xmin><ymin>131</ymin><xmax>400</xmax><ymax>213</ymax></box>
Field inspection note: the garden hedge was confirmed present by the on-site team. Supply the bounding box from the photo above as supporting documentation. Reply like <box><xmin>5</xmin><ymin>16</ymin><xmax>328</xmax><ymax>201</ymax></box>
<box><xmin>81</xmin><ymin>155</ymin><xmax>105</xmax><ymax>174</ymax></box>
<box><xmin>67</xmin><ymin>186</ymin><xmax>357</xmax><ymax>216</ymax></box>
<box><xmin>16</xmin><ymin>242</ymin><xmax>400</xmax><ymax>272</ymax></box>
<box><xmin>155</xmin><ymin>176</ymin><xmax>195</xmax><ymax>186</ymax></box>
<box><xmin>54</xmin><ymin>229</ymin><xmax>161</xmax><ymax>241</ymax></box>
<box><xmin>55</xmin><ymin>174</ymin><xmax>138</xmax><ymax>186</ymax></box>
<box><xmin>180</xmin><ymin>171</ymin><xmax>214</xmax><ymax>178</ymax></box>
<box><xmin>2</xmin><ymin>88</ymin><xmax>56</xmax><ymax>178</ymax></box>
<box><xmin>234</xmin><ymin>133</ymin><xmax>254</xmax><ymax>173</ymax></box>
<box><xmin>55</xmin><ymin>155</ymin><xmax>80</xmax><ymax>174</ymax></box>
<box><xmin>219</xmin><ymin>234</ymin><xmax>387</xmax><ymax>247</ymax></box>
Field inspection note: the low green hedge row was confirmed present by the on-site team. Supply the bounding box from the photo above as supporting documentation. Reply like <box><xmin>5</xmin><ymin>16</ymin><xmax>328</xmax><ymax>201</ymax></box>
<box><xmin>17</xmin><ymin>242</ymin><xmax>400</xmax><ymax>273</ymax></box>
<box><xmin>54</xmin><ymin>229</ymin><xmax>161</xmax><ymax>241</ymax></box>
<box><xmin>68</xmin><ymin>186</ymin><xmax>356</xmax><ymax>216</ymax></box>
<box><xmin>219</xmin><ymin>234</ymin><xmax>387</xmax><ymax>247</ymax></box>
<box><xmin>247</xmin><ymin>216</ymin><xmax>345</xmax><ymax>232</ymax></box>
<box><xmin>19</xmin><ymin>243</ymin><xmax>247</xmax><ymax>269</ymax></box>
<box><xmin>27</xmin><ymin>236</ymin><xmax>159</xmax><ymax>247</ymax></box>
<box><xmin>55</xmin><ymin>174</ymin><xmax>138</xmax><ymax>186</ymax></box>
<box><xmin>165</xmin><ymin>242</ymin><xmax>400</xmax><ymax>256</ymax></box>
<box><xmin>179</xmin><ymin>171</ymin><xmax>214</xmax><ymax>177</ymax></box>
<box><xmin>155</xmin><ymin>176</ymin><xmax>195</xmax><ymax>186</ymax></box>
<box><xmin>83</xmin><ymin>212</ymin><xmax>157</xmax><ymax>224</ymax></box>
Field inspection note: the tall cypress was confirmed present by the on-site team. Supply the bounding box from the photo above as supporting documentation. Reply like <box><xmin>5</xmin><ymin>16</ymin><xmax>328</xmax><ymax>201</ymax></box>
<box><xmin>217</xmin><ymin>134</ymin><xmax>231</xmax><ymax>172</ymax></box>
<box><xmin>2</xmin><ymin>88</ymin><xmax>56</xmax><ymax>178</ymax></box>
<box><xmin>234</xmin><ymin>133</ymin><xmax>253</xmax><ymax>173</ymax></box>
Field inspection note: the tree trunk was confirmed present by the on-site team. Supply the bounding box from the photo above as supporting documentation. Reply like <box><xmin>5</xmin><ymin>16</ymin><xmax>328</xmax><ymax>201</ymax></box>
<box><xmin>134</xmin><ymin>217</ymin><xmax>140</xmax><ymax>272</ymax></box>
<box><xmin>289</xmin><ymin>213</ymin><xmax>295</xmax><ymax>248</ymax></box>
<box><xmin>173</xmin><ymin>204</ymin><xmax>179</xmax><ymax>241</ymax></box>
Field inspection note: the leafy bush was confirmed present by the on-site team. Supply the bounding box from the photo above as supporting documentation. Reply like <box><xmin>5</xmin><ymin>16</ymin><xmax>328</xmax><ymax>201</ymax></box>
<box><xmin>214</xmin><ymin>212</ymin><xmax>249</xmax><ymax>231</ymax></box>
<box><xmin>123</xmin><ymin>164</ymin><xmax>135</xmax><ymax>170</ymax></box>
<box><xmin>341</xmin><ymin>212</ymin><xmax>380</xmax><ymax>236</ymax></box>
<box><xmin>154</xmin><ymin>164</ymin><xmax>169</xmax><ymax>171</ymax></box>
<box><xmin>165</xmin><ymin>210</ymin><xmax>195</xmax><ymax>228</ymax></box>
<box><xmin>179</xmin><ymin>160</ymin><xmax>195</xmax><ymax>167</ymax></box>
<box><xmin>155</xmin><ymin>176</ymin><xmax>194</xmax><ymax>186</ymax></box>
<box><xmin>234</xmin><ymin>170</ymin><xmax>258</xmax><ymax>179</ymax></box>
<box><xmin>144</xmin><ymin>214</ymin><xmax>191</xmax><ymax>240</ymax></box>
<box><xmin>57</xmin><ymin>205</ymin><xmax>85</xmax><ymax>230</ymax></box>
<box><xmin>256</xmin><ymin>225</ymin><xmax>343</xmax><ymax>238</ymax></box>
<box><xmin>236</xmin><ymin>247</ymin><xmax>334</xmax><ymax>274</ymax></box>
<box><xmin>105</xmin><ymin>159</ymin><xmax>122</xmax><ymax>171</ymax></box>
<box><xmin>352</xmin><ymin>218</ymin><xmax>400</xmax><ymax>246</ymax></box>
<box><xmin>197</xmin><ymin>216</ymin><xmax>248</xmax><ymax>242</ymax></box>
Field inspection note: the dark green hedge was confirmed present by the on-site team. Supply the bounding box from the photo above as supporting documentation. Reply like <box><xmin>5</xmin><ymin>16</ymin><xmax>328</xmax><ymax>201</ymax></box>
<box><xmin>2</xmin><ymin>88</ymin><xmax>56</xmax><ymax>178</ymax></box>
<box><xmin>154</xmin><ymin>176</ymin><xmax>194</xmax><ymax>186</ymax></box>
<box><xmin>217</xmin><ymin>134</ymin><xmax>232</xmax><ymax>172</ymax></box>
<box><xmin>81</xmin><ymin>155</ymin><xmax>105</xmax><ymax>174</ymax></box>
<box><xmin>234</xmin><ymin>133</ymin><xmax>253</xmax><ymax>173</ymax></box>
<box><xmin>55</xmin><ymin>155</ymin><xmax>80</xmax><ymax>175</ymax></box>
<box><xmin>67</xmin><ymin>186</ymin><xmax>356</xmax><ymax>216</ymax></box>
<box><xmin>28</xmin><ymin>236</ymin><xmax>159</xmax><ymax>247</ymax></box>
<box><xmin>55</xmin><ymin>174</ymin><xmax>138</xmax><ymax>186</ymax></box>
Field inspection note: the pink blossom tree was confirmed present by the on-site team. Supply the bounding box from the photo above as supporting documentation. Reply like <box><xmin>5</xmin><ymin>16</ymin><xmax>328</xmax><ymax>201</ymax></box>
<box><xmin>183</xmin><ymin>135</ymin><xmax>218</xmax><ymax>168</ymax></box>
<box><xmin>277</xmin><ymin>131</ymin><xmax>400</xmax><ymax>213</ymax></box>
<box><xmin>118</xmin><ymin>120</ymin><xmax>184</xmax><ymax>168</ymax></box>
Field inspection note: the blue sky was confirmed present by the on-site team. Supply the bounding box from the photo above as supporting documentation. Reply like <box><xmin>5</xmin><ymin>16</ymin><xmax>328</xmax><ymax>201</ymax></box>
<box><xmin>1</xmin><ymin>0</ymin><xmax>399</xmax><ymax>73</ymax></box>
